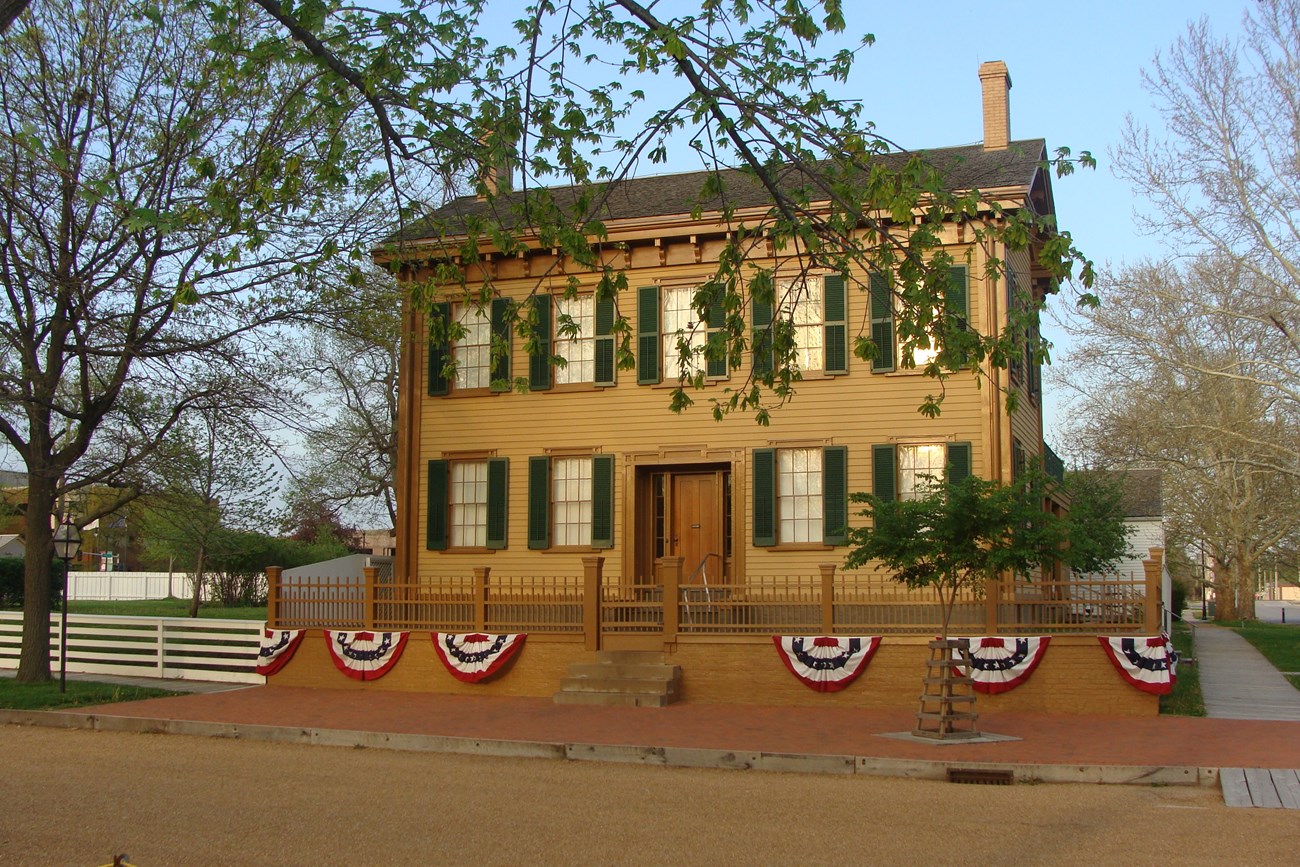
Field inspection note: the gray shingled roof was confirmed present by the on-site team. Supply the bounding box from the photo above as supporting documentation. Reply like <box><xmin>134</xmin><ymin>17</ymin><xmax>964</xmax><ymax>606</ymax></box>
<box><xmin>393</xmin><ymin>139</ymin><xmax>1048</xmax><ymax>243</ymax></box>
<box><xmin>1119</xmin><ymin>469</ymin><xmax>1163</xmax><ymax>519</ymax></box>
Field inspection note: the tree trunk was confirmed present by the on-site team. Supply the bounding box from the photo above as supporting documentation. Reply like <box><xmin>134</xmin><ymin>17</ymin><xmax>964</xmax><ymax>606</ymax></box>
<box><xmin>189</xmin><ymin>548</ymin><xmax>206</xmax><ymax>618</ymax></box>
<box><xmin>15</xmin><ymin>479</ymin><xmax>56</xmax><ymax>683</ymax></box>
<box><xmin>1233</xmin><ymin>556</ymin><xmax>1257</xmax><ymax>621</ymax></box>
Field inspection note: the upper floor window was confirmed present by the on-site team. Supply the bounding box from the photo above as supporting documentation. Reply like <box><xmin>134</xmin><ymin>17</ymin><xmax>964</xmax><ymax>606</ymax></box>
<box><xmin>662</xmin><ymin>286</ymin><xmax>708</xmax><ymax>378</ymax></box>
<box><xmin>753</xmin><ymin>275</ymin><xmax>847</xmax><ymax>377</ymax></box>
<box><xmin>427</xmin><ymin>299</ymin><xmax>510</xmax><ymax>396</ymax></box>
<box><xmin>554</xmin><ymin>295</ymin><xmax>595</xmax><ymax>385</ymax></box>
<box><xmin>454</xmin><ymin>304</ymin><xmax>491</xmax><ymax>390</ymax></box>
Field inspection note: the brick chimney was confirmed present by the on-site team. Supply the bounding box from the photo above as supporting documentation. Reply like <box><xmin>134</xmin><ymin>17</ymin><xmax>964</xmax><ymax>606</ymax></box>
<box><xmin>978</xmin><ymin>60</ymin><xmax>1012</xmax><ymax>151</ymax></box>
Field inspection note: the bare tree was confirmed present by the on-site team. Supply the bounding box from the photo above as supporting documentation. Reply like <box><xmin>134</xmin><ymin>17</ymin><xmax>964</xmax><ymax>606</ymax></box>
<box><xmin>0</xmin><ymin>0</ymin><xmax>382</xmax><ymax>681</ymax></box>
<box><xmin>1056</xmin><ymin>257</ymin><xmax>1300</xmax><ymax>620</ymax></box>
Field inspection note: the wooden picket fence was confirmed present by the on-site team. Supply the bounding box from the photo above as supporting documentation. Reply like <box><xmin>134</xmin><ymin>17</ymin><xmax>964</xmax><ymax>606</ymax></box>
<box><xmin>0</xmin><ymin>612</ymin><xmax>264</xmax><ymax>684</ymax></box>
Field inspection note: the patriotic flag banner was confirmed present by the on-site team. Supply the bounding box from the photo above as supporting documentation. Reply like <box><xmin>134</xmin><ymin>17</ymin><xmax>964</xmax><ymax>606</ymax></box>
<box><xmin>432</xmin><ymin>633</ymin><xmax>527</xmax><ymax>683</ymax></box>
<box><xmin>325</xmin><ymin>630</ymin><xmax>409</xmax><ymax>681</ymax></box>
<box><xmin>772</xmin><ymin>636</ymin><xmax>881</xmax><ymax>693</ymax></box>
<box><xmin>959</xmin><ymin>636</ymin><xmax>1051</xmax><ymax>694</ymax></box>
<box><xmin>1098</xmin><ymin>634</ymin><xmax>1179</xmax><ymax>695</ymax></box>
<box><xmin>256</xmin><ymin>628</ymin><xmax>304</xmax><ymax>677</ymax></box>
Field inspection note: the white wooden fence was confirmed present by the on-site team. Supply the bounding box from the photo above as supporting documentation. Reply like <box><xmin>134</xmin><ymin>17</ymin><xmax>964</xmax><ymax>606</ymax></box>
<box><xmin>65</xmin><ymin>571</ymin><xmax>202</xmax><ymax>602</ymax></box>
<box><xmin>0</xmin><ymin>612</ymin><xmax>264</xmax><ymax>684</ymax></box>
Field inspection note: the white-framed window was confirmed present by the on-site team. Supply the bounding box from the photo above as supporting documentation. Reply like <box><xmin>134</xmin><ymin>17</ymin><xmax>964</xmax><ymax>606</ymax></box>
<box><xmin>450</xmin><ymin>460</ymin><xmax>489</xmax><ymax>547</ymax></box>
<box><xmin>898</xmin><ymin>444</ymin><xmax>946</xmax><ymax>500</ymax></box>
<box><xmin>662</xmin><ymin>286</ymin><xmax>706</xmax><ymax>377</ymax></box>
<box><xmin>776</xmin><ymin>277</ymin><xmax>824</xmax><ymax>371</ymax></box>
<box><xmin>554</xmin><ymin>295</ymin><xmax>594</xmax><ymax>385</ymax></box>
<box><xmin>454</xmin><ymin>304</ymin><xmax>491</xmax><ymax>390</ymax></box>
<box><xmin>778</xmin><ymin>447</ymin><xmax>823</xmax><ymax>543</ymax></box>
<box><xmin>552</xmin><ymin>456</ymin><xmax>593</xmax><ymax>546</ymax></box>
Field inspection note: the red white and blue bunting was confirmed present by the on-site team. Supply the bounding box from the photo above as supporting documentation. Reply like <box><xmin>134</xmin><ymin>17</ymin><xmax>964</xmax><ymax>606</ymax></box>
<box><xmin>324</xmin><ymin>630</ymin><xmax>409</xmax><ymax>681</ymax></box>
<box><xmin>1098</xmin><ymin>634</ymin><xmax>1179</xmax><ymax>695</ymax></box>
<box><xmin>773</xmin><ymin>636</ymin><xmax>881</xmax><ymax>693</ymax></box>
<box><xmin>432</xmin><ymin>632</ymin><xmax>526</xmax><ymax>683</ymax></box>
<box><xmin>256</xmin><ymin>628</ymin><xmax>304</xmax><ymax>677</ymax></box>
<box><xmin>959</xmin><ymin>636</ymin><xmax>1051</xmax><ymax>694</ymax></box>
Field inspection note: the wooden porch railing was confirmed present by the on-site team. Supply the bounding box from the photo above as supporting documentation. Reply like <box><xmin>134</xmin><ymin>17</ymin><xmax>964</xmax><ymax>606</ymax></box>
<box><xmin>267</xmin><ymin>550</ymin><xmax>1163</xmax><ymax>641</ymax></box>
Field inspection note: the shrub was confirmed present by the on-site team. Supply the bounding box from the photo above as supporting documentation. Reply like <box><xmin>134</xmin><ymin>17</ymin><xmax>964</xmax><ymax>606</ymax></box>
<box><xmin>0</xmin><ymin>558</ymin><xmax>66</xmax><ymax>607</ymax></box>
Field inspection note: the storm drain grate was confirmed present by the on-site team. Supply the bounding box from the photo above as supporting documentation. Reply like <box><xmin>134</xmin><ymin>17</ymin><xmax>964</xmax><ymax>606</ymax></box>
<box><xmin>947</xmin><ymin>768</ymin><xmax>1014</xmax><ymax>785</ymax></box>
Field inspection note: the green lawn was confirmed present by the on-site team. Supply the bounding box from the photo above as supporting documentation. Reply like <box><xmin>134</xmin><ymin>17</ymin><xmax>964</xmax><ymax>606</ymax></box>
<box><xmin>1226</xmin><ymin>620</ymin><xmax>1300</xmax><ymax>690</ymax></box>
<box><xmin>64</xmin><ymin>599</ymin><xmax>267</xmax><ymax>620</ymax></box>
<box><xmin>0</xmin><ymin>677</ymin><xmax>177</xmax><ymax>710</ymax></box>
<box><xmin>1160</xmin><ymin>620</ymin><xmax>1206</xmax><ymax>716</ymax></box>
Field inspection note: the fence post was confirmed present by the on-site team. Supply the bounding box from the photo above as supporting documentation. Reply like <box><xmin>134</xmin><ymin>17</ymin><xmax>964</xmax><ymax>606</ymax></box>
<box><xmin>582</xmin><ymin>556</ymin><xmax>604</xmax><ymax>652</ymax></box>
<box><xmin>1143</xmin><ymin>547</ymin><xmax>1164</xmax><ymax>633</ymax></box>
<box><xmin>157</xmin><ymin>620</ymin><xmax>166</xmax><ymax>677</ymax></box>
<box><xmin>819</xmin><ymin>564</ymin><xmax>836</xmax><ymax>634</ymax></box>
<box><xmin>473</xmin><ymin>566</ymin><xmax>491</xmax><ymax>631</ymax></box>
<box><xmin>985</xmin><ymin>577</ymin><xmax>1001</xmax><ymax>633</ymax></box>
<box><xmin>658</xmin><ymin>556</ymin><xmax>683</xmax><ymax>640</ymax></box>
<box><xmin>363</xmin><ymin>566</ymin><xmax>379</xmax><ymax>630</ymax></box>
<box><xmin>265</xmin><ymin>567</ymin><xmax>281</xmax><ymax>628</ymax></box>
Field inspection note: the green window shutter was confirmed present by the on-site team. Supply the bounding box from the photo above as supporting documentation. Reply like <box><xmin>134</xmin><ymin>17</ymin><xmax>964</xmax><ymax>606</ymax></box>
<box><xmin>705</xmin><ymin>293</ymin><xmax>728</xmax><ymax>378</ymax></box>
<box><xmin>751</xmin><ymin>295</ymin><xmax>774</xmax><ymax>377</ymax></box>
<box><xmin>591</xmin><ymin>454</ymin><xmax>615</xmax><ymax>548</ymax></box>
<box><xmin>636</xmin><ymin>285</ymin><xmax>660</xmax><ymax>384</ymax></box>
<box><xmin>869</xmin><ymin>274</ymin><xmax>894</xmax><ymax>373</ymax></box>
<box><xmin>427</xmin><ymin>302</ymin><xmax>451</xmax><ymax>396</ymax></box>
<box><xmin>947</xmin><ymin>441</ymin><xmax>972</xmax><ymax>484</ymax></box>
<box><xmin>594</xmin><ymin>295</ymin><xmax>616</xmax><ymax>387</ymax></box>
<box><xmin>529</xmin><ymin>294</ymin><xmax>552</xmax><ymax>391</ymax></box>
<box><xmin>872</xmin><ymin>444</ymin><xmax>896</xmax><ymax>503</ymax></box>
<box><xmin>485</xmin><ymin>458</ymin><xmax>508</xmax><ymax>548</ymax></box>
<box><xmin>426</xmin><ymin>459</ymin><xmax>449</xmax><ymax>550</ymax></box>
<box><xmin>752</xmin><ymin>448</ymin><xmax>776</xmax><ymax>547</ymax></box>
<box><xmin>490</xmin><ymin>298</ymin><xmax>511</xmax><ymax>391</ymax></box>
<box><xmin>823</xmin><ymin>274</ymin><xmax>848</xmax><ymax>375</ymax></box>
<box><xmin>947</xmin><ymin>266</ymin><xmax>969</xmax><ymax>322</ymax></box>
<box><xmin>822</xmin><ymin>446</ymin><xmax>848</xmax><ymax>546</ymax></box>
<box><xmin>527</xmin><ymin>456</ymin><xmax>550</xmax><ymax>549</ymax></box>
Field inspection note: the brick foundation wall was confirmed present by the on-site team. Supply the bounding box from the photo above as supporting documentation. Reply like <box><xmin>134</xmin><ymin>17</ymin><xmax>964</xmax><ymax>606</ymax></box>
<box><xmin>269</xmin><ymin>631</ymin><xmax>1157</xmax><ymax>716</ymax></box>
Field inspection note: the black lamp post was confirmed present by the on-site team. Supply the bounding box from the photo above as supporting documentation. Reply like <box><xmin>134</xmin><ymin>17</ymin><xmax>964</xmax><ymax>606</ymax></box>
<box><xmin>52</xmin><ymin>516</ymin><xmax>81</xmax><ymax>693</ymax></box>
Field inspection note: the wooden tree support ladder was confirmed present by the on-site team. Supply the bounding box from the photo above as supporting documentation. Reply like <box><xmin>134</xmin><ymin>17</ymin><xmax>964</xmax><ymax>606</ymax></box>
<box><xmin>915</xmin><ymin>638</ymin><xmax>981</xmax><ymax>740</ymax></box>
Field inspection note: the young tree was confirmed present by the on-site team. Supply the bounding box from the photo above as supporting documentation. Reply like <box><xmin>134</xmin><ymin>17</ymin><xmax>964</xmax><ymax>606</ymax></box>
<box><xmin>140</xmin><ymin>411</ymin><xmax>278</xmax><ymax>617</ymax></box>
<box><xmin>0</xmin><ymin>0</ymin><xmax>383</xmax><ymax>681</ymax></box>
<box><xmin>844</xmin><ymin>471</ymin><xmax>1073</xmax><ymax>639</ymax></box>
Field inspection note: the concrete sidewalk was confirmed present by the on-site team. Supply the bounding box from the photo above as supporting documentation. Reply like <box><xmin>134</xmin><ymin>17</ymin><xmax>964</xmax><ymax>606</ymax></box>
<box><xmin>1194</xmin><ymin>623</ymin><xmax>1300</xmax><ymax>721</ymax></box>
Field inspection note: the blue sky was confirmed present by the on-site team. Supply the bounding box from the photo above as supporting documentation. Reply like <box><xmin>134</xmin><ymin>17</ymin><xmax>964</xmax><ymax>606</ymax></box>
<box><xmin>817</xmin><ymin>1</ymin><xmax>1249</xmax><ymax>446</ymax></box>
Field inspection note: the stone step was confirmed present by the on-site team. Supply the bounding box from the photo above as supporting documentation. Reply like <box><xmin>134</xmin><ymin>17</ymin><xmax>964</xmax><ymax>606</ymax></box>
<box><xmin>560</xmin><ymin>675</ymin><xmax>681</xmax><ymax>696</ymax></box>
<box><xmin>565</xmin><ymin>662</ymin><xmax>682</xmax><ymax>680</ymax></box>
<box><xmin>553</xmin><ymin>690</ymin><xmax>673</xmax><ymax>708</ymax></box>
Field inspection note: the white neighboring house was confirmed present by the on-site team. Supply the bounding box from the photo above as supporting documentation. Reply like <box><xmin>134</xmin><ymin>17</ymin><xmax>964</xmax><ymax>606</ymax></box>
<box><xmin>0</xmin><ymin>534</ymin><xmax>24</xmax><ymax>559</ymax></box>
<box><xmin>1073</xmin><ymin>469</ymin><xmax>1170</xmax><ymax>629</ymax></box>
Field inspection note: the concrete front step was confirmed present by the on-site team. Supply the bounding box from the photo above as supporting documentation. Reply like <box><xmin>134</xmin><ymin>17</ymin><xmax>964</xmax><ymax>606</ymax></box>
<box><xmin>553</xmin><ymin>650</ymin><xmax>683</xmax><ymax>707</ymax></box>
<box><xmin>553</xmin><ymin>690</ymin><xmax>675</xmax><ymax>708</ymax></box>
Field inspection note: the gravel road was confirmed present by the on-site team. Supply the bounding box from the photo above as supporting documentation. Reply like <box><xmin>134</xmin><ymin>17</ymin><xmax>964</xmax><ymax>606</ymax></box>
<box><xmin>2</xmin><ymin>725</ymin><xmax>1295</xmax><ymax>865</ymax></box>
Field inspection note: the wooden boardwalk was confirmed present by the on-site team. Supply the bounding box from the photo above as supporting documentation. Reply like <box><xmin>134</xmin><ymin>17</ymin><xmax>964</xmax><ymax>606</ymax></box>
<box><xmin>1221</xmin><ymin>768</ymin><xmax>1300</xmax><ymax>809</ymax></box>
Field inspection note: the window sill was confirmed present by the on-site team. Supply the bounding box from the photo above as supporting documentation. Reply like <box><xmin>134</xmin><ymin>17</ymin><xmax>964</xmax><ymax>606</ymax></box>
<box><xmin>443</xmin><ymin>546</ymin><xmax>498</xmax><ymax>554</ymax></box>
<box><xmin>770</xmin><ymin>543</ymin><xmax>835</xmax><ymax>552</ymax></box>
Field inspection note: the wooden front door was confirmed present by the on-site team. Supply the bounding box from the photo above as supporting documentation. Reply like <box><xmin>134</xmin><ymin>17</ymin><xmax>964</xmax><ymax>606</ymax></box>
<box><xmin>672</xmin><ymin>473</ymin><xmax>723</xmax><ymax>585</ymax></box>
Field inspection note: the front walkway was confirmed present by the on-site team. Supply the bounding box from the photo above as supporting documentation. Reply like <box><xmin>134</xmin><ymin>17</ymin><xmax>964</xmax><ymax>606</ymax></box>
<box><xmin>1194</xmin><ymin>624</ymin><xmax>1300</xmax><ymax>721</ymax></box>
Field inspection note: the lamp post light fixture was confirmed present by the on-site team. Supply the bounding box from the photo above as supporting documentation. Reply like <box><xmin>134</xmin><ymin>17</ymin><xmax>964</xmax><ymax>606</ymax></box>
<box><xmin>52</xmin><ymin>516</ymin><xmax>81</xmax><ymax>693</ymax></box>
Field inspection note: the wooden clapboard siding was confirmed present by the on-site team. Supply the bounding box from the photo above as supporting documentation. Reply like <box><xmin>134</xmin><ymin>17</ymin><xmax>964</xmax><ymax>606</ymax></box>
<box><xmin>412</xmin><ymin>248</ymin><xmax>998</xmax><ymax>584</ymax></box>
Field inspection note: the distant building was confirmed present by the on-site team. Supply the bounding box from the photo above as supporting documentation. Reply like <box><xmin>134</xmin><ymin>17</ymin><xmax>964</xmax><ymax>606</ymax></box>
<box><xmin>0</xmin><ymin>534</ymin><xmax>24</xmax><ymax>559</ymax></box>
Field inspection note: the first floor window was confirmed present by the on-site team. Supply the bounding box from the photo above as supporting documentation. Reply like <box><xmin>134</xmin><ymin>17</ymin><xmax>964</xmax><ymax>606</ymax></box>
<box><xmin>777</xmin><ymin>447</ymin><xmax>823</xmax><ymax>543</ymax></box>
<box><xmin>450</xmin><ymin>460</ymin><xmax>489</xmax><ymax>547</ymax></box>
<box><xmin>426</xmin><ymin>458</ymin><xmax>508</xmax><ymax>550</ymax></box>
<box><xmin>552</xmin><ymin>456</ymin><xmax>593</xmax><ymax>546</ymax></box>
<box><xmin>752</xmin><ymin>446</ymin><xmax>848</xmax><ymax>547</ymax></box>
<box><xmin>528</xmin><ymin>453</ymin><xmax>615</xmax><ymax>549</ymax></box>
<box><xmin>871</xmin><ymin>441</ymin><xmax>971</xmax><ymax>503</ymax></box>
<box><xmin>898</xmin><ymin>444</ymin><xmax>947</xmax><ymax>500</ymax></box>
